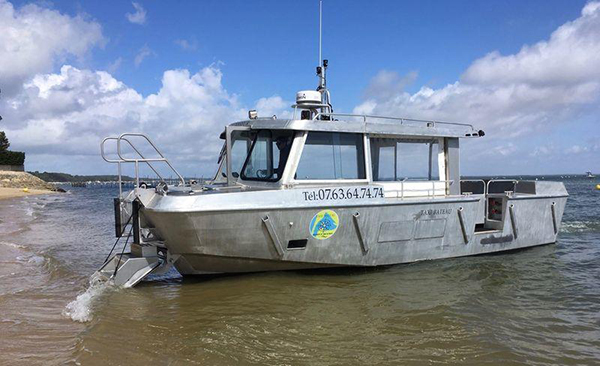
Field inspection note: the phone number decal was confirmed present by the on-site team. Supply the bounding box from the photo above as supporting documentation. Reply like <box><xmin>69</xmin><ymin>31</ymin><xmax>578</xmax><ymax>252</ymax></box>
<box><xmin>302</xmin><ymin>187</ymin><xmax>384</xmax><ymax>201</ymax></box>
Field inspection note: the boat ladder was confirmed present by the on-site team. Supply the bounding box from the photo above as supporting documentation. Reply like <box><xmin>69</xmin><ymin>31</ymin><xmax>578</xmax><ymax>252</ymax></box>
<box><xmin>92</xmin><ymin>198</ymin><xmax>175</xmax><ymax>287</ymax></box>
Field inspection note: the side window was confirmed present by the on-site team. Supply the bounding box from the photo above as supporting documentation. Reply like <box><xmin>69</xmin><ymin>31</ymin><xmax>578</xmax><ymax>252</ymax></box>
<box><xmin>371</xmin><ymin>138</ymin><xmax>440</xmax><ymax>181</ymax></box>
<box><xmin>370</xmin><ymin>138</ymin><xmax>395</xmax><ymax>181</ymax></box>
<box><xmin>296</xmin><ymin>132</ymin><xmax>366</xmax><ymax>180</ymax></box>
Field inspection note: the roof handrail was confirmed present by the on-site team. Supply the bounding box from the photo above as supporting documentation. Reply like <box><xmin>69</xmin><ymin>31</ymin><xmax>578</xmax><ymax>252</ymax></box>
<box><xmin>312</xmin><ymin>112</ymin><xmax>475</xmax><ymax>131</ymax></box>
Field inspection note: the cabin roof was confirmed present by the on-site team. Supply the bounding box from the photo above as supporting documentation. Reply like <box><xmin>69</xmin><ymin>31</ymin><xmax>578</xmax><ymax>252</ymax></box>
<box><xmin>228</xmin><ymin>116</ymin><xmax>482</xmax><ymax>139</ymax></box>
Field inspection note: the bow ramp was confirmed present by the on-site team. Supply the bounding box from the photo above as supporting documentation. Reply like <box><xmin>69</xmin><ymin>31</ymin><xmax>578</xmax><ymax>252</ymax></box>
<box><xmin>92</xmin><ymin>188</ymin><xmax>175</xmax><ymax>288</ymax></box>
<box><xmin>93</xmin><ymin>250</ymin><xmax>163</xmax><ymax>288</ymax></box>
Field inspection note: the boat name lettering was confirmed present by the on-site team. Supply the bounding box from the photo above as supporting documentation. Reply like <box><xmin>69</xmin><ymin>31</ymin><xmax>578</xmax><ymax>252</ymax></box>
<box><xmin>419</xmin><ymin>208</ymin><xmax>452</xmax><ymax>216</ymax></box>
<box><xmin>302</xmin><ymin>187</ymin><xmax>384</xmax><ymax>201</ymax></box>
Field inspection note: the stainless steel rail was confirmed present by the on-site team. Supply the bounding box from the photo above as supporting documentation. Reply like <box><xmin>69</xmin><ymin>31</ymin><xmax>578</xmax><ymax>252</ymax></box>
<box><xmin>101</xmin><ymin>133</ymin><xmax>185</xmax><ymax>197</ymax></box>
<box><xmin>486</xmin><ymin>179</ymin><xmax>517</xmax><ymax>194</ymax></box>
<box><xmin>460</xmin><ymin>179</ymin><xmax>520</xmax><ymax>222</ymax></box>
<box><xmin>385</xmin><ymin>180</ymin><xmax>454</xmax><ymax>199</ymax></box>
<box><xmin>461</xmin><ymin>179</ymin><xmax>488</xmax><ymax>220</ymax></box>
<box><xmin>460</xmin><ymin>179</ymin><xmax>486</xmax><ymax>195</ymax></box>
<box><xmin>312</xmin><ymin>112</ymin><xmax>476</xmax><ymax>131</ymax></box>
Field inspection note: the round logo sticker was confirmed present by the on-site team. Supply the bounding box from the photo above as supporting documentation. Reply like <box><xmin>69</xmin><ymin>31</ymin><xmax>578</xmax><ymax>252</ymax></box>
<box><xmin>309</xmin><ymin>209</ymin><xmax>339</xmax><ymax>240</ymax></box>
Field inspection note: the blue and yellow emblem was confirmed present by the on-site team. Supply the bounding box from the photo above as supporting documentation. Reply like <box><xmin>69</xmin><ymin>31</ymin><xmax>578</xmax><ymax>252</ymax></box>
<box><xmin>309</xmin><ymin>209</ymin><xmax>339</xmax><ymax>240</ymax></box>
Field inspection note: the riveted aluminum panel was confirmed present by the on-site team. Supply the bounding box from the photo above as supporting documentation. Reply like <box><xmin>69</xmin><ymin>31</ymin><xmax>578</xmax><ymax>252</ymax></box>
<box><xmin>414</xmin><ymin>218</ymin><xmax>447</xmax><ymax>239</ymax></box>
<box><xmin>377</xmin><ymin>221</ymin><xmax>414</xmax><ymax>243</ymax></box>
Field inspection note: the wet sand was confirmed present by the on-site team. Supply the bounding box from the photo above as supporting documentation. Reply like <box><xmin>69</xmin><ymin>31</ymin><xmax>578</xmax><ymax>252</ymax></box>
<box><xmin>0</xmin><ymin>187</ymin><xmax>55</xmax><ymax>200</ymax></box>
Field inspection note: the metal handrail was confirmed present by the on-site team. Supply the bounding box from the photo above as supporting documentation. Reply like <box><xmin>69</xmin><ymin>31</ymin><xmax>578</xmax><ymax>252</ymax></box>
<box><xmin>459</xmin><ymin>179</ymin><xmax>526</xmax><ymax>222</ymax></box>
<box><xmin>100</xmin><ymin>133</ymin><xmax>185</xmax><ymax>196</ymax></box>
<box><xmin>460</xmin><ymin>179</ymin><xmax>486</xmax><ymax>195</ymax></box>
<box><xmin>486</xmin><ymin>180</ymin><xmax>518</xmax><ymax>222</ymax></box>
<box><xmin>312</xmin><ymin>112</ymin><xmax>475</xmax><ymax>131</ymax></box>
<box><xmin>385</xmin><ymin>180</ymin><xmax>454</xmax><ymax>199</ymax></box>
<box><xmin>102</xmin><ymin>136</ymin><xmax>165</xmax><ymax>197</ymax></box>
<box><xmin>461</xmin><ymin>179</ymin><xmax>488</xmax><ymax>219</ymax></box>
<box><xmin>102</xmin><ymin>137</ymin><xmax>165</xmax><ymax>179</ymax></box>
<box><xmin>486</xmin><ymin>179</ymin><xmax>517</xmax><ymax>195</ymax></box>
<box><xmin>117</xmin><ymin>133</ymin><xmax>185</xmax><ymax>186</ymax></box>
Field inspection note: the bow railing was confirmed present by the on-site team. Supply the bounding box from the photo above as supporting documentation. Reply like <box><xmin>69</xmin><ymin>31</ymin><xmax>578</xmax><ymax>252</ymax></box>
<box><xmin>101</xmin><ymin>133</ymin><xmax>185</xmax><ymax>197</ymax></box>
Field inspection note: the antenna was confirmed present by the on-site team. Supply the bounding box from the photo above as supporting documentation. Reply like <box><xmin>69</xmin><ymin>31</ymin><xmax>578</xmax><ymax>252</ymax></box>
<box><xmin>315</xmin><ymin>0</ymin><xmax>332</xmax><ymax>116</ymax></box>
<box><xmin>319</xmin><ymin>0</ymin><xmax>322</xmax><ymax>68</ymax></box>
<box><xmin>316</xmin><ymin>0</ymin><xmax>324</xmax><ymax>91</ymax></box>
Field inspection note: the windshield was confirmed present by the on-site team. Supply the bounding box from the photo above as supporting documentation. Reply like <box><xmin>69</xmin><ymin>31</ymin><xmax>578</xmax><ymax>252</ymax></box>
<box><xmin>212</xmin><ymin>130</ymin><xmax>256</xmax><ymax>183</ymax></box>
<box><xmin>213</xmin><ymin>153</ymin><xmax>227</xmax><ymax>183</ymax></box>
<box><xmin>241</xmin><ymin>130</ymin><xmax>294</xmax><ymax>182</ymax></box>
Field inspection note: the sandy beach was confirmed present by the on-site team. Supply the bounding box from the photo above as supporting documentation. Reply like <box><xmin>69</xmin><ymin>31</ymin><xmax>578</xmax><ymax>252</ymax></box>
<box><xmin>0</xmin><ymin>171</ymin><xmax>60</xmax><ymax>200</ymax></box>
<box><xmin>0</xmin><ymin>187</ymin><xmax>56</xmax><ymax>200</ymax></box>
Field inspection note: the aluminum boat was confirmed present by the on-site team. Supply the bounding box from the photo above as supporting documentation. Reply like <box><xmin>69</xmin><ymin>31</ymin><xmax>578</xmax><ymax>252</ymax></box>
<box><xmin>93</xmin><ymin>6</ymin><xmax>568</xmax><ymax>286</ymax></box>
<box><xmin>93</xmin><ymin>60</ymin><xmax>567</xmax><ymax>287</ymax></box>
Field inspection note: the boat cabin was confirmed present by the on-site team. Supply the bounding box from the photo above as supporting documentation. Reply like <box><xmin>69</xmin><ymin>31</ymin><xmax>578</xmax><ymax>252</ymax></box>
<box><xmin>213</xmin><ymin>113</ymin><xmax>484</xmax><ymax>198</ymax></box>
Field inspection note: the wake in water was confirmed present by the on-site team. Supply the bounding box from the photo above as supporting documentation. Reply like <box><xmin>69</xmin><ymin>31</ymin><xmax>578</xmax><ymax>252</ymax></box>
<box><xmin>0</xmin><ymin>241</ymin><xmax>27</xmax><ymax>250</ymax></box>
<box><xmin>15</xmin><ymin>254</ymin><xmax>45</xmax><ymax>266</ymax></box>
<box><xmin>561</xmin><ymin>220</ymin><xmax>600</xmax><ymax>233</ymax></box>
<box><xmin>63</xmin><ymin>280</ymin><xmax>115</xmax><ymax>323</ymax></box>
<box><xmin>23</xmin><ymin>197</ymin><xmax>48</xmax><ymax>217</ymax></box>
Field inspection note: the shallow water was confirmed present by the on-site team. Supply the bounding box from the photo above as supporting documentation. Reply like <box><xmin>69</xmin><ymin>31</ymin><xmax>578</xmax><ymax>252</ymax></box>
<box><xmin>0</xmin><ymin>177</ymin><xmax>599</xmax><ymax>365</ymax></box>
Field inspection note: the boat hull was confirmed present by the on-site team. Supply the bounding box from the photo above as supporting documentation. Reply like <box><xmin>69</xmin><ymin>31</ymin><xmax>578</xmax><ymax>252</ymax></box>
<box><xmin>142</xmin><ymin>184</ymin><xmax>567</xmax><ymax>274</ymax></box>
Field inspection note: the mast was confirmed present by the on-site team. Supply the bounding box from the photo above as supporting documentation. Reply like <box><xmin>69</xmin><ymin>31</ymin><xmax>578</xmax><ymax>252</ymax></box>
<box><xmin>316</xmin><ymin>0</ymin><xmax>332</xmax><ymax>117</ymax></box>
<box><xmin>293</xmin><ymin>0</ymin><xmax>333</xmax><ymax>120</ymax></box>
<box><xmin>319</xmin><ymin>0</ymin><xmax>322</xmax><ymax>71</ymax></box>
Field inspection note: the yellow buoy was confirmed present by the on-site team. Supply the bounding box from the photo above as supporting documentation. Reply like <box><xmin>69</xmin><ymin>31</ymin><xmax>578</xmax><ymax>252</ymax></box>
<box><xmin>22</xmin><ymin>188</ymin><xmax>29</xmax><ymax>193</ymax></box>
<box><xmin>596</xmin><ymin>184</ymin><xmax>600</xmax><ymax>190</ymax></box>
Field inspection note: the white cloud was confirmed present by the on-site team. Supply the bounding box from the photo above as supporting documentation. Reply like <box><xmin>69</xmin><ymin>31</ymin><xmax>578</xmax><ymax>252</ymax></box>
<box><xmin>2</xmin><ymin>0</ymin><xmax>599</xmax><ymax>176</ymax></box>
<box><xmin>254</xmin><ymin>96</ymin><xmax>293</xmax><ymax>119</ymax></box>
<box><xmin>134</xmin><ymin>45</ymin><xmax>154</xmax><ymax>67</ymax></box>
<box><xmin>530</xmin><ymin>145</ymin><xmax>552</xmax><ymax>157</ymax></box>
<box><xmin>107</xmin><ymin>57</ymin><xmax>123</xmax><ymax>74</ymax></box>
<box><xmin>126</xmin><ymin>2</ymin><xmax>146</xmax><ymax>25</ymax></box>
<box><xmin>362</xmin><ymin>70</ymin><xmax>418</xmax><ymax>101</ymax></box>
<box><xmin>354</xmin><ymin>1</ymin><xmax>600</xmax><ymax>140</ymax></box>
<box><xmin>1</xmin><ymin>65</ymin><xmax>290</xmax><ymax>175</ymax></box>
<box><xmin>0</xmin><ymin>0</ymin><xmax>287</xmax><ymax>176</ymax></box>
<box><xmin>0</xmin><ymin>0</ymin><xmax>104</xmax><ymax>96</ymax></box>
<box><xmin>565</xmin><ymin>145</ymin><xmax>588</xmax><ymax>154</ymax></box>
<box><xmin>174</xmin><ymin>38</ymin><xmax>198</xmax><ymax>51</ymax></box>
<box><xmin>483</xmin><ymin>143</ymin><xmax>518</xmax><ymax>157</ymax></box>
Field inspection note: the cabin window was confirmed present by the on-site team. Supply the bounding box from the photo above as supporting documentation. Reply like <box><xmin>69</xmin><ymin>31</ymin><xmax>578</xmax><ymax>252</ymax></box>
<box><xmin>230</xmin><ymin>130</ymin><xmax>255</xmax><ymax>178</ymax></box>
<box><xmin>213</xmin><ymin>155</ymin><xmax>227</xmax><ymax>183</ymax></box>
<box><xmin>296</xmin><ymin>132</ymin><xmax>366</xmax><ymax>180</ymax></box>
<box><xmin>370</xmin><ymin>138</ymin><xmax>440</xmax><ymax>181</ymax></box>
<box><xmin>240</xmin><ymin>130</ymin><xmax>294</xmax><ymax>182</ymax></box>
<box><xmin>213</xmin><ymin>130</ymin><xmax>255</xmax><ymax>182</ymax></box>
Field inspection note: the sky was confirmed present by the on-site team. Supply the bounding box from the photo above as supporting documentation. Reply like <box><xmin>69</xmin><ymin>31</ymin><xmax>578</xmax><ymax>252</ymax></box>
<box><xmin>0</xmin><ymin>0</ymin><xmax>599</xmax><ymax>177</ymax></box>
